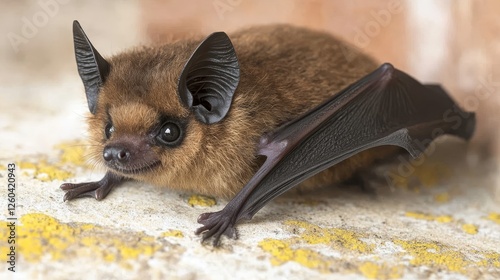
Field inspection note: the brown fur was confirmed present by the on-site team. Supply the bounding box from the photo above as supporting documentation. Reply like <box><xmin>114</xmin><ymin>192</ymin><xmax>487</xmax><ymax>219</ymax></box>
<box><xmin>87</xmin><ymin>24</ymin><xmax>396</xmax><ymax>198</ymax></box>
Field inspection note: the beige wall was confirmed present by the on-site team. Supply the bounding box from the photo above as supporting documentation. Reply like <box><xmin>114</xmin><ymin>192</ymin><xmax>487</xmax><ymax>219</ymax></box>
<box><xmin>140</xmin><ymin>0</ymin><xmax>408</xmax><ymax>68</ymax></box>
<box><xmin>0</xmin><ymin>0</ymin><xmax>142</xmax><ymax>85</ymax></box>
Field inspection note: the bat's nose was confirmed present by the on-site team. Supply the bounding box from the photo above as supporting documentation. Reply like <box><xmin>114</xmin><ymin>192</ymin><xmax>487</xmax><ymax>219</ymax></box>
<box><xmin>103</xmin><ymin>146</ymin><xmax>131</xmax><ymax>163</ymax></box>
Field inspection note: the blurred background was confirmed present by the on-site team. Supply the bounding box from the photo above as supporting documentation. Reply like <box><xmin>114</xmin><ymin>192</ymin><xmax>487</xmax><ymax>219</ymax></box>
<box><xmin>1</xmin><ymin>0</ymin><xmax>499</xmax><ymax>197</ymax></box>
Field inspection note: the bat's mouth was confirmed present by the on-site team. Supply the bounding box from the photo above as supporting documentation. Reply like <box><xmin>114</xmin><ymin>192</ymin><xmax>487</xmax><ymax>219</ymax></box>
<box><xmin>107</xmin><ymin>160</ymin><xmax>162</xmax><ymax>175</ymax></box>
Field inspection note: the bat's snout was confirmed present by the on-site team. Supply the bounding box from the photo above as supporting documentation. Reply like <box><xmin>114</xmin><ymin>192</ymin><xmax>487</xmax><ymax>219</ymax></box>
<box><xmin>103</xmin><ymin>145</ymin><xmax>131</xmax><ymax>164</ymax></box>
<box><xmin>102</xmin><ymin>137</ymin><xmax>161</xmax><ymax>175</ymax></box>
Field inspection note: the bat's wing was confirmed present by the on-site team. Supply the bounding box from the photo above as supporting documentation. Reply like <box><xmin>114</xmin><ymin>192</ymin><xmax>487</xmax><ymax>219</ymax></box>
<box><xmin>196</xmin><ymin>63</ymin><xmax>476</xmax><ymax>246</ymax></box>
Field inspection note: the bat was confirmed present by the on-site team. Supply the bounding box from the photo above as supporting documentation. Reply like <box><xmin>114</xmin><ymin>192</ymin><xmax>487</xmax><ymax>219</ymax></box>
<box><xmin>61</xmin><ymin>21</ymin><xmax>476</xmax><ymax>246</ymax></box>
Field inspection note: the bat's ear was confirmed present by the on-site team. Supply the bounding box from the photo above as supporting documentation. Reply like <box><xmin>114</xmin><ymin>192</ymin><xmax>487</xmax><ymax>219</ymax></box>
<box><xmin>178</xmin><ymin>32</ymin><xmax>240</xmax><ymax>124</ymax></box>
<box><xmin>73</xmin><ymin>20</ymin><xmax>110</xmax><ymax>114</ymax></box>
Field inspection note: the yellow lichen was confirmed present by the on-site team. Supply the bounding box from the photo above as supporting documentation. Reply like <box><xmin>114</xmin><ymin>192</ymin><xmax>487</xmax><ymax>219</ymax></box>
<box><xmin>405</xmin><ymin>211</ymin><xmax>453</xmax><ymax>223</ymax></box>
<box><xmin>388</xmin><ymin>265</ymin><xmax>404</xmax><ymax>279</ymax></box>
<box><xmin>258</xmin><ymin>239</ymin><xmax>330</xmax><ymax>272</ymax></box>
<box><xmin>284</xmin><ymin>220</ymin><xmax>373</xmax><ymax>253</ymax></box>
<box><xmin>12</xmin><ymin>140</ymin><xmax>93</xmax><ymax>183</ymax></box>
<box><xmin>80</xmin><ymin>224</ymin><xmax>96</xmax><ymax>231</ymax></box>
<box><xmin>55</xmin><ymin>140</ymin><xmax>89</xmax><ymax>167</ymax></box>
<box><xmin>14</xmin><ymin>213</ymin><xmax>77</xmax><ymax>261</ymax></box>
<box><xmin>434</xmin><ymin>192</ymin><xmax>450</xmax><ymax>203</ymax></box>
<box><xmin>358</xmin><ymin>262</ymin><xmax>403</xmax><ymax>279</ymax></box>
<box><xmin>359</xmin><ymin>262</ymin><xmax>380</xmax><ymax>279</ymax></box>
<box><xmin>19</xmin><ymin>161</ymin><xmax>37</xmax><ymax>169</ymax></box>
<box><xmin>386</xmin><ymin>161</ymin><xmax>452</xmax><ymax>191</ymax></box>
<box><xmin>161</xmin><ymin>230</ymin><xmax>184</xmax><ymax>238</ymax></box>
<box><xmin>0</xmin><ymin>213</ymin><xmax>165</xmax><ymax>266</ymax></box>
<box><xmin>333</xmin><ymin>228</ymin><xmax>373</xmax><ymax>253</ymax></box>
<box><xmin>36</xmin><ymin>163</ymin><xmax>73</xmax><ymax>182</ymax></box>
<box><xmin>487</xmin><ymin>212</ymin><xmax>500</xmax><ymax>224</ymax></box>
<box><xmin>415</xmin><ymin>163</ymin><xmax>451</xmax><ymax>187</ymax></box>
<box><xmin>259</xmin><ymin>221</ymin><xmax>376</xmax><ymax>273</ymax></box>
<box><xmin>259</xmin><ymin>220</ymin><xmax>499</xmax><ymax>276</ymax></box>
<box><xmin>394</xmin><ymin>240</ymin><xmax>469</xmax><ymax>272</ymax></box>
<box><xmin>478</xmin><ymin>253</ymin><xmax>500</xmax><ymax>268</ymax></box>
<box><xmin>18</xmin><ymin>160</ymin><xmax>73</xmax><ymax>182</ymax></box>
<box><xmin>187</xmin><ymin>195</ymin><xmax>216</xmax><ymax>207</ymax></box>
<box><xmin>104</xmin><ymin>252</ymin><xmax>116</xmax><ymax>262</ymax></box>
<box><xmin>462</xmin><ymin>224</ymin><xmax>478</xmax><ymax>235</ymax></box>
<box><xmin>284</xmin><ymin>220</ymin><xmax>334</xmax><ymax>244</ymax></box>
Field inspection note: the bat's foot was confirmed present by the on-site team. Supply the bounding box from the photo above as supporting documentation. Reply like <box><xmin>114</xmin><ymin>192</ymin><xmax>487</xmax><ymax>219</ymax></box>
<box><xmin>60</xmin><ymin>181</ymin><xmax>111</xmax><ymax>201</ymax></box>
<box><xmin>60</xmin><ymin>172</ymin><xmax>125</xmax><ymax>201</ymax></box>
<box><xmin>195</xmin><ymin>210</ymin><xmax>238</xmax><ymax>247</ymax></box>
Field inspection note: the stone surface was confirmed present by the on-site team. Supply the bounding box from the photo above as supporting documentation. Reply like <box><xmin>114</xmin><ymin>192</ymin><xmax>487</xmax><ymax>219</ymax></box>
<box><xmin>1</xmin><ymin>79</ymin><xmax>499</xmax><ymax>279</ymax></box>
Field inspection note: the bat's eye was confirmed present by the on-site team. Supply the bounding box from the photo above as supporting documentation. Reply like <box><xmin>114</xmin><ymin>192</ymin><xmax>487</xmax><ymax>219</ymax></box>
<box><xmin>157</xmin><ymin>122</ymin><xmax>182</xmax><ymax>146</ymax></box>
<box><xmin>105</xmin><ymin>123</ymin><xmax>114</xmax><ymax>139</ymax></box>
